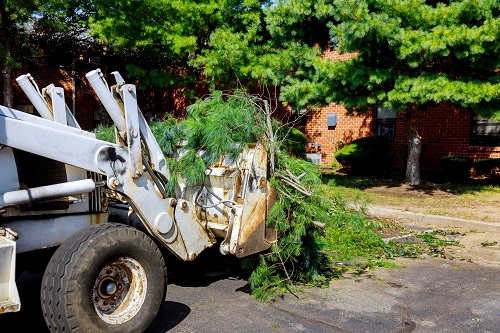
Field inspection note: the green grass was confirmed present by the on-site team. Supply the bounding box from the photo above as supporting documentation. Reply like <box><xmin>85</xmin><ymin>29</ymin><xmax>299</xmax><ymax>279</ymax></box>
<box><xmin>322</xmin><ymin>171</ymin><xmax>500</xmax><ymax>222</ymax></box>
<box><xmin>481</xmin><ymin>240</ymin><xmax>498</xmax><ymax>247</ymax></box>
<box><xmin>417</xmin><ymin>232</ymin><xmax>460</xmax><ymax>247</ymax></box>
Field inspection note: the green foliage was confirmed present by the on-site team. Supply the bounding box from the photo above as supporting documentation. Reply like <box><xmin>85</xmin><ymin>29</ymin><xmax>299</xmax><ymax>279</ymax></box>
<box><xmin>248</xmin><ymin>155</ymin><xmax>338</xmax><ymax>299</ymax></box>
<box><xmin>143</xmin><ymin>91</ymin><xmax>420</xmax><ymax>300</ymax></box>
<box><xmin>441</xmin><ymin>156</ymin><xmax>473</xmax><ymax>181</ymax></box>
<box><xmin>262</xmin><ymin>0</ymin><xmax>500</xmax><ymax>118</ymax></box>
<box><xmin>183</xmin><ymin>91</ymin><xmax>267</xmax><ymax>166</ymax></box>
<box><xmin>334</xmin><ymin>136</ymin><xmax>388</xmax><ymax>174</ymax></box>
<box><xmin>416</xmin><ymin>231</ymin><xmax>460</xmax><ymax>258</ymax></box>
<box><xmin>276</xmin><ymin>127</ymin><xmax>308</xmax><ymax>158</ymax></box>
<box><xmin>95</xmin><ymin>92</ymin><xmax>423</xmax><ymax>300</ymax></box>
<box><xmin>84</xmin><ymin>0</ymin><xmax>270</xmax><ymax>91</ymax></box>
<box><xmin>481</xmin><ymin>240</ymin><xmax>497</xmax><ymax>247</ymax></box>
<box><xmin>150</xmin><ymin>117</ymin><xmax>184</xmax><ymax>156</ymax></box>
<box><xmin>136</xmin><ymin>91</ymin><xmax>268</xmax><ymax>193</ymax></box>
<box><xmin>472</xmin><ymin>158</ymin><xmax>500</xmax><ymax>178</ymax></box>
<box><xmin>94</xmin><ymin>124</ymin><xmax>115</xmax><ymax>143</ymax></box>
<box><xmin>417</xmin><ymin>232</ymin><xmax>460</xmax><ymax>248</ymax></box>
<box><xmin>0</xmin><ymin>0</ymin><xmax>41</xmax><ymax>106</ymax></box>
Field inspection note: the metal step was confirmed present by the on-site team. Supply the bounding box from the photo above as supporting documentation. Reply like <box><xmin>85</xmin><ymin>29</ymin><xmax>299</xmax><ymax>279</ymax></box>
<box><xmin>0</xmin><ymin>234</ymin><xmax>20</xmax><ymax>314</ymax></box>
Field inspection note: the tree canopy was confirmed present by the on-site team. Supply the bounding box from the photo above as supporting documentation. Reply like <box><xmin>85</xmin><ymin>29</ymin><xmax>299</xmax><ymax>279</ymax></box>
<box><xmin>7</xmin><ymin>0</ymin><xmax>500</xmax><ymax>184</ymax></box>
<box><xmin>0</xmin><ymin>0</ymin><xmax>40</xmax><ymax>106</ymax></box>
<box><xmin>191</xmin><ymin>0</ymin><xmax>500</xmax><ymax>184</ymax></box>
<box><xmin>86</xmin><ymin>0</ymin><xmax>269</xmax><ymax>90</ymax></box>
<box><xmin>262</xmin><ymin>0</ymin><xmax>500</xmax><ymax>118</ymax></box>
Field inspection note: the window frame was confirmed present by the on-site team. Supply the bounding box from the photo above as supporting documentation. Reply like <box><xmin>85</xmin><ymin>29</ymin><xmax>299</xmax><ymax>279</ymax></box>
<box><xmin>374</xmin><ymin>105</ymin><xmax>397</xmax><ymax>139</ymax></box>
<box><xmin>470</xmin><ymin>114</ymin><xmax>500</xmax><ymax>147</ymax></box>
<box><xmin>289</xmin><ymin>108</ymin><xmax>307</xmax><ymax>127</ymax></box>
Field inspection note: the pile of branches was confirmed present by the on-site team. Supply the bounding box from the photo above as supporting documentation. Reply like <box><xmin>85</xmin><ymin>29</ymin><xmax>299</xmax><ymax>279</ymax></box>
<box><xmin>96</xmin><ymin>90</ymin><xmax>396</xmax><ymax>300</ymax></box>
<box><xmin>155</xmin><ymin>90</ymin><xmax>347</xmax><ymax>299</ymax></box>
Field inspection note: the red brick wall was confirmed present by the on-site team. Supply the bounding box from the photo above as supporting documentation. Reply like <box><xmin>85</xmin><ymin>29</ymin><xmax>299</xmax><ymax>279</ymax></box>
<box><xmin>296</xmin><ymin>50</ymin><xmax>500</xmax><ymax>171</ymax></box>
<box><xmin>301</xmin><ymin>105</ymin><xmax>373</xmax><ymax>166</ymax></box>
<box><xmin>392</xmin><ymin>103</ymin><xmax>500</xmax><ymax>173</ymax></box>
<box><xmin>300</xmin><ymin>96</ymin><xmax>500</xmax><ymax>172</ymax></box>
<box><xmin>13</xmin><ymin>64</ymin><xmax>100</xmax><ymax>131</ymax></box>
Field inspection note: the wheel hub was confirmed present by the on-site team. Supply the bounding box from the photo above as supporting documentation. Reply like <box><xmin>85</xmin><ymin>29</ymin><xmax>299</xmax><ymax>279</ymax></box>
<box><xmin>92</xmin><ymin>257</ymin><xmax>147</xmax><ymax>324</ymax></box>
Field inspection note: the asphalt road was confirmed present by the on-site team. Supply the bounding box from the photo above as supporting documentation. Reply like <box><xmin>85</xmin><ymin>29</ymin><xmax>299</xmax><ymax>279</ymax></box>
<box><xmin>1</xmin><ymin>244</ymin><xmax>499</xmax><ymax>332</ymax></box>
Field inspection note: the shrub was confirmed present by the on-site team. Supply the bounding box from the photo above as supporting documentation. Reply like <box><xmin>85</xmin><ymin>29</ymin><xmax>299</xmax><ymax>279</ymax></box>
<box><xmin>440</xmin><ymin>156</ymin><xmax>473</xmax><ymax>181</ymax></box>
<box><xmin>94</xmin><ymin>124</ymin><xmax>115</xmax><ymax>143</ymax></box>
<box><xmin>334</xmin><ymin>136</ymin><xmax>388</xmax><ymax>173</ymax></box>
<box><xmin>276</xmin><ymin>127</ymin><xmax>309</xmax><ymax>158</ymax></box>
<box><xmin>472</xmin><ymin>158</ymin><xmax>500</xmax><ymax>178</ymax></box>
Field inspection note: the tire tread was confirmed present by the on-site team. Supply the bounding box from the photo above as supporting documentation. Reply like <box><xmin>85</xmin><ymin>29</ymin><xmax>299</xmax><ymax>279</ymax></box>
<box><xmin>41</xmin><ymin>223</ymin><xmax>166</xmax><ymax>333</ymax></box>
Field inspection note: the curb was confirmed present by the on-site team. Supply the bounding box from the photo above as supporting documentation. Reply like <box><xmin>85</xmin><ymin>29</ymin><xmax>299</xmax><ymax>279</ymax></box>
<box><xmin>363</xmin><ymin>205</ymin><xmax>500</xmax><ymax>234</ymax></box>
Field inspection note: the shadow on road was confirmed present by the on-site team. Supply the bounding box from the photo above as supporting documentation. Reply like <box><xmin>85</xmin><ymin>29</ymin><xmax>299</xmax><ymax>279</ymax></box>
<box><xmin>0</xmin><ymin>244</ymin><xmax>245</xmax><ymax>332</ymax></box>
<box><xmin>147</xmin><ymin>301</ymin><xmax>191</xmax><ymax>332</ymax></box>
<box><xmin>0</xmin><ymin>271</ymin><xmax>48</xmax><ymax>332</ymax></box>
<box><xmin>166</xmin><ymin>245</ymin><xmax>245</xmax><ymax>288</ymax></box>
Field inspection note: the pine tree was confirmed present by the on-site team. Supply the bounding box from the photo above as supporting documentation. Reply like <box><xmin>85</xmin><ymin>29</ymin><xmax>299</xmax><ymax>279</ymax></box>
<box><xmin>198</xmin><ymin>0</ymin><xmax>500</xmax><ymax>185</ymax></box>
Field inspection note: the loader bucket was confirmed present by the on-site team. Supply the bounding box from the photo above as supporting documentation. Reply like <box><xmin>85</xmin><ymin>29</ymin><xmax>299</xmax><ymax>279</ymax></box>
<box><xmin>234</xmin><ymin>142</ymin><xmax>277</xmax><ymax>258</ymax></box>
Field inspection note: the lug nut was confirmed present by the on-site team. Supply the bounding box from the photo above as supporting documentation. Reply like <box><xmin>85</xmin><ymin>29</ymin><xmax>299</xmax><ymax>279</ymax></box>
<box><xmin>109</xmin><ymin>177</ymin><xmax>121</xmax><ymax>188</ymax></box>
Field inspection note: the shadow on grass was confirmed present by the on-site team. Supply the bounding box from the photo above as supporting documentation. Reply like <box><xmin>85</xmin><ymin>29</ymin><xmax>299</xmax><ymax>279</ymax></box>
<box><xmin>322</xmin><ymin>169</ymin><xmax>500</xmax><ymax>196</ymax></box>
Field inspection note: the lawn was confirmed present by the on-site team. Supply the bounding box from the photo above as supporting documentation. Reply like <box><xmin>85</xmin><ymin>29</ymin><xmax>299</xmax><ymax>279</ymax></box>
<box><xmin>322</xmin><ymin>171</ymin><xmax>500</xmax><ymax>222</ymax></box>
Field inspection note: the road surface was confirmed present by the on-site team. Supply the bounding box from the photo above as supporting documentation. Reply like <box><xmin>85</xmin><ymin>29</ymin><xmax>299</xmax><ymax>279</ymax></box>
<box><xmin>1</xmin><ymin>230</ymin><xmax>499</xmax><ymax>333</ymax></box>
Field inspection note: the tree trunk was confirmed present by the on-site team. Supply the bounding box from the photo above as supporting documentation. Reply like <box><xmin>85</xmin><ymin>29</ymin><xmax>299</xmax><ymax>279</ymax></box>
<box><xmin>405</xmin><ymin>104</ymin><xmax>421</xmax><ymax>186</ymax></box>
<box><xmin>2</xmin><ymin>59</ymin><xmax>12</xmax><ymax>107</ymax></box>
<box><xmin>0</xmin><ymin>5</ymin><xmax>13</xmax><ymax>108</ymax></box>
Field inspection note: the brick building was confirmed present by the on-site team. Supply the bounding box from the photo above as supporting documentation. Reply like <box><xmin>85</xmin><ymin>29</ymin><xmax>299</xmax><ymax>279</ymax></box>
<box><xmin>13</xmin><ymin>64</ymin><xmax>100</xmax><ymax>131</ymax></box>
<box><xmin>297</xmin><ymin>99</ymin><xmax>500</xmax><ymax>173</ymax></box>
<box><xmin>290</xmin><ymin>50</ymin><xmax>500</xmax><ymax>174</ymax></box>
<box><xmin>11</xmin><ymin>58</ymin><xmax>500</xmax><ymax>175</ymax></box>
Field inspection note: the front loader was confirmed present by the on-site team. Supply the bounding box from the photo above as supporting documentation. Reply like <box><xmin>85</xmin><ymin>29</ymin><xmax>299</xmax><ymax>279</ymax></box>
<box><xmin>0</xmin><ymin>69</ymin><xmax>276</xmax><ymax>332</ymax></box>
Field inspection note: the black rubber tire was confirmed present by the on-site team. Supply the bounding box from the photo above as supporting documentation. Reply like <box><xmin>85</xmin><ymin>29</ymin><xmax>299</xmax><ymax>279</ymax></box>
<box><xmin>41</xmin><ymin>223</ymin><xmax>167</xmax><ymax>333</ymax></box>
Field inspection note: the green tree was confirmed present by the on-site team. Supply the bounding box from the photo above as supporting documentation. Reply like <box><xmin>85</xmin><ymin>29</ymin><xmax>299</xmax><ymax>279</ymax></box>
<box><xmin>0</xmin><ymin>0</ymin><xmax>39</xmax><ymax>107</ymax></box>
<box><xmin>81</xmin><ymin>0</ymin><xmax>269</xmax><ymax>92</ymax></box>
<box><xmin>260</xmin><ymin>0</ymin><xmax>500</xmax><ymax>185</ymax></box>
<box><xmin>0</xmin><ymin>0</ymin><xmax>97</xmax><ymax>107</ymax></box>
<box><xmin>32</xmin><ymin>1</ymin><xmax>107</xmax><ymax>74</ymax></box>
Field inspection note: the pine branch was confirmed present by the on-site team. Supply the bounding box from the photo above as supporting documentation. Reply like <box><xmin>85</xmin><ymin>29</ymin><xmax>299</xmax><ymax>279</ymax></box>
<box><xmin>275</xmin><ymin>169</ymin><xmax>312</xmax><ymax>196</ymax></box>
<box><xmin>264</xmin><ymin>100</ymin><xmax>276</xmax><ymax>174</ymax></box>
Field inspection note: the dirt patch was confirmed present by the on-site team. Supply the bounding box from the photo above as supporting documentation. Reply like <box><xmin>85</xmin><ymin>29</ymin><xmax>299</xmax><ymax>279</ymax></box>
<box><xmin>446</xmin><ymin>229</ymin><xmax>500</xmax><ymax>265</ymax></box>
<box><xmin>372</xmin><ymin>220</ymin><xmax>500</xmax><ymax>266</ymax></box>
<box><xmin>362</xmin><ymin>181</ymin><xmax>500</xmax><ymax>223</ymax></box>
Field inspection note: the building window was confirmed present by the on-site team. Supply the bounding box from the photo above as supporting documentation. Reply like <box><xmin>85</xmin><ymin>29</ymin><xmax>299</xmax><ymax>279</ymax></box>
<box><xmin>471</xmin><ymin>115</ymin><xmax>500</xmax><ymax>147</ymax></box>
<box><xmin>289</xmin><ymin>108</ymin><xmax>307</xmax><ymax>126</ymax></box>
<box><xmin>374</xmin><ymin>105</ymin><xmax>396</xmax><ymax>139</ymax></box>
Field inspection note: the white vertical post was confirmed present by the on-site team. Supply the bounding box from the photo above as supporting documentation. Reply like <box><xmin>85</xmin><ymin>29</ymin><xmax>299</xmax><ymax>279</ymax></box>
<box><xmin>15</xmin><ymin>74</ymin><xmax>53</xmax><ymax>121</ymax></box>
<box><xmin>122</xmin><ymin>84</ymin><xmax>142</xmax><ymax>178</ymax></box>
<box><xmin>86</xmin><ymin>69</ymin><xmax>127</xmax><ymax>136</ymax></box>
<box><xmin>50</xmin><ymin>87</ymin><xmax>67</xmax><ymax>125</ymax></box>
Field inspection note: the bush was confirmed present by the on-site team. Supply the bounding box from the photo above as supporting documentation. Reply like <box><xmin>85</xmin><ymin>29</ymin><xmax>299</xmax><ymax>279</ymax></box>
<box><xmin>276</xmin><ymin>127</ymin><xmax>309</xmax><ymax>158</ymax></box>
<box><xmin>94</xmin><ymin>124</ymin><xmax>115</xmax><ymax>143</ymax></box>
<box><xmin>440</xmin><ymin>156</ymin><xmax>473</xmax><ymax>181</ymax></box>
<box><xmin>472</xmin><ymin>158</ymin><xmax>500</xmax><ymax>178</ymax></box>
<box><xmin>334</xmin><ymin>136</ymin><xmax>388</xmax><ymax>173</ymax></box>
